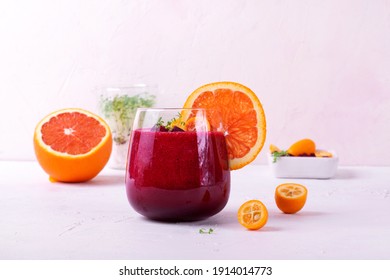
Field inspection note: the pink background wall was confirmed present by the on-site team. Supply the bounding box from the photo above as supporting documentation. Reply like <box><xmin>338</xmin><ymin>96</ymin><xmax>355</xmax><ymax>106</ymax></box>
<box><xmin>0</xmin><ymin>0</ymin><xmax>389</xmax><ymax>165</ymax></box>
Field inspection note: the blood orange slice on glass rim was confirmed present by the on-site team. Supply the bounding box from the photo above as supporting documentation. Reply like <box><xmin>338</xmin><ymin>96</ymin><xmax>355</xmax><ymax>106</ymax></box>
<box><xmin>183</xmin><ymin>81</ymin><xmax>266</xmax><ymax>170</ymax></box>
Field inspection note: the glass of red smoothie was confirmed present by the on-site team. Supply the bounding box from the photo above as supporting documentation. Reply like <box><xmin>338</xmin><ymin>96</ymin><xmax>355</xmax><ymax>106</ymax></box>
<box><xmin>125</xmin><ymin>108</ymin><xmax>230</xmax><ymax>221</ymax></box>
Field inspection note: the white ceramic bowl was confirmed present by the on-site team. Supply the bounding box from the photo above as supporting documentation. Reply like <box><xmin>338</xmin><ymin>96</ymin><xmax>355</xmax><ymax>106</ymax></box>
<box><xmin>268</xmin><ymin>150</ymin><xmax>339</xmax><ymax>179</ymax></box>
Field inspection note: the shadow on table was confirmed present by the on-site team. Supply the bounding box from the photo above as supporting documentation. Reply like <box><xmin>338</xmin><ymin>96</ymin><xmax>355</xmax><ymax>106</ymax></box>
<box><xmin>333</xmin><ymin>168</ymin><xmax>356</xmax><ymax>180</ymax></box>
<box><xmin>270</xmin><ymin>209</ymin><xmax>329</xmax><ymax>219</ymax></box>
<box><xmin>265</xmin><ymin>210</ymin><xmax>330</xmax><ymax>231</ymax></box>
<box><xmin>142</xmin><ymin>210</ymin><xmax>240</xmax><ymax>227</ymax></box>
<box><xmin>203</xmin><ymin>210</ymin><xmax>285</xmax><ymax>232</ymax></box>
<box><xmin>56</xmin><ymin>174</ymin><xmax>125</xmax><ymax>188</ymax></box>
<box><xmin>291</xmin><ymin>210</ymin><xmax>329</xmax><ymax>217</ymax></box>
<box><xmin>200</xmin><ymin>210</ymin><xmax>238</xmax><ymax>226</ymax></box>
<box><xmin>88</xmin><ymin>175</ymin><xmax>125</xmax><ymax>187</ymax></box>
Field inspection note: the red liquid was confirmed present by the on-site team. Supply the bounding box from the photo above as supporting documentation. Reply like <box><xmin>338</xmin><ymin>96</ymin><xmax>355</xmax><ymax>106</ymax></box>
<box><xmin>125</xmin><ymin>129</ymin><xmax>230</xmax><ymax>221</ymax></box>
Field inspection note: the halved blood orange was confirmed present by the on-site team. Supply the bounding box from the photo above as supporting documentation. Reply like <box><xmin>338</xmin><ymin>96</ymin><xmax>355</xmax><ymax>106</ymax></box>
<box><xmin>183</xmin><ymin>82</ymin><xmax>266</xmax><ymax>170</ymax></box>
<box><xmin>237</xmin><ymin>200</ymin><xmax>268</xmax><ymax>230</ymax></box>
<box><xmin>275</xmin><ymin>183</ymin><xmax>308</xmax><ymax>214</ymax></box>
<box><xmin>33</xmin><ymin>108</ymin><xmax>112</xmax><ymax>182</ymax></box>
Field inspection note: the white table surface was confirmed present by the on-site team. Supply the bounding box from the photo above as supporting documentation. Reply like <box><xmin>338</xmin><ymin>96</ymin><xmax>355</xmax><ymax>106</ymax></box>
<box><xmin>1</xmin><ymin>160</ymin><xmax>389</xmax><ymax>260</ymax></box>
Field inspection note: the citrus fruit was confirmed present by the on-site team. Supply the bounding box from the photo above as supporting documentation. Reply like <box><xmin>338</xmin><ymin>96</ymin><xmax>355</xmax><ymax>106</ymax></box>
<box><xmin>183</xmin><ymin>81</ymin><xmax>266</xmax><ymax>170</ymax></box>
<box><xmin>237</xmin><ymin>200</ymin><xmax>268</xmax><ymax>230</ymax></box>
<box><xmin>33</xmin><ymin>108</ymin><xmax>112</xmax><ymax>182</ymax></box>
<box><xmin>269</xmin><ymin>144</ymin><xmax>281</xmax><ymax>153</ymax></box>
<box><xmin>184</xmin><ymin>116</ymin><xmax>211</xmax><ymax>132</ymax></box>
<box><xmin>314</xmin><ymin>150</ymin><xmax>333</xmax><ymax>158</ymax></box>
<box><xmin>275</xmin><ymin>183</ymin><xmax>308</xmax><ymax>214</ymax></box>
<box><xmin>287</xmin><ymin>139</ymin><xmax>316</xmax><ymax>156</ymax></box>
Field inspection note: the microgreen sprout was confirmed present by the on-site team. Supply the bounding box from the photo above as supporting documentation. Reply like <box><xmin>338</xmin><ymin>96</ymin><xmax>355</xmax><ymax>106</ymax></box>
<box><xmin>155</xmin><ymin>117</ymin><xmax>165</xmax><ymax>128</ymax></box>
<box><xmin>100</xmin><ymin>93</ymin><xmax>155</xmax><ymax>144</ymax></box>
<box><xmin>155</xmin><ymin>112</ymin><xmax>186</xmax><ymax>131</ymax></box>
<box><xmin>272</xmin><ymin>150</ymin><xmax>290</xmax><ymax>163</ymax></box>
<box><xmin>199</xmin><ymin>228</ymin><xmax>214</xmax><ymax>234</ymax></box>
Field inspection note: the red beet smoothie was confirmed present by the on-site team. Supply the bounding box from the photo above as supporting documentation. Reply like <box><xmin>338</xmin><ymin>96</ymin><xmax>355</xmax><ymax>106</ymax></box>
<box><xmin>125</xmin><ymin>129</ymin><xmax>230</xmax><ymax>221</ymax></box>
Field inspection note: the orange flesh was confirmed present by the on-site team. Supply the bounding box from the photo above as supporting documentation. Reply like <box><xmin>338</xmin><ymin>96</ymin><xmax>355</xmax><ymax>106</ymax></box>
<box><xmin>238</xmin><ymin>200</ymin><xmax>268</xmax><ymax>230</ymax></box>
<box><xmin>191</xmin><ymin>89</ymin><xmax>258</xmax><ymax>160</ymax></box>
<box><xmin>315</xmin><ymin>150</ymin><xmax>333</xmax><ymax>157</ymax></box>
<box><xmin>34</xmin><ymin>109</ymin><xmax>112</xmax><ymax>182</ymax></box>
<box><xmin>269</xmin><ymin>144</ymin><xmax>281</xmax><ymax>153</ymax></box>
<box><xmin>287</xmin><ymin>139</ymin><xmax>316</xmax><ymax>156</ymax></box>
<box><xmin>184</xmin><ymin>116</ymin><xmax>210</xmax><ymax>132</ymax></box>
<box><xmin>242</xmin><ymin>204</ymin><xmax>262</xmax><ymax>224</ymax></box>
<box><xmin>280</xmin><ymin>187</ymin><xmax>303</xmax><ymax>197</ymax></box>
<box><xmin>41</xmin><ymin>112</ymin><xmax>107</xmax><ymax>155</ymax></box>
<box><xmin>275</xmin><ymin>183</ymin><xmax>308</xmax><ymax>214</ymax></box>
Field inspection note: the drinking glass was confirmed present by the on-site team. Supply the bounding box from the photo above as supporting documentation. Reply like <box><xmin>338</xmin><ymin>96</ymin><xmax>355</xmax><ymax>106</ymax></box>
<box><xmin>125</xmin><ymin>108</ymin><xmax>231</xmax><ymax>221</ymax></box>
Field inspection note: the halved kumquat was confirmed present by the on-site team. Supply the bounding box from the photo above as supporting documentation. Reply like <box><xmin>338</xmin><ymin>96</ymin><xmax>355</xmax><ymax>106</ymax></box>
<box><xmin>269</xmin><ymin>144</ymin><xmax>281</xmax><ymax>153</ymax></box>
<box><xmin>314</xmin><ymin>150</ymin><xmax>333</xmax><ymax>158</ymax></box>
<box><xmin>237</xmin><ymin>200</ymin><xmax>268</xmax><ymax>230</ymax></box>
<box><xmin>287</xmin><ymin>139</ymin><xmax>316</xmax><ymax>156</ymax></box>
<box><xmin>275</xmin><ymin>183</ymin><xmax>308</xmax><ymax>214</ymax></box>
